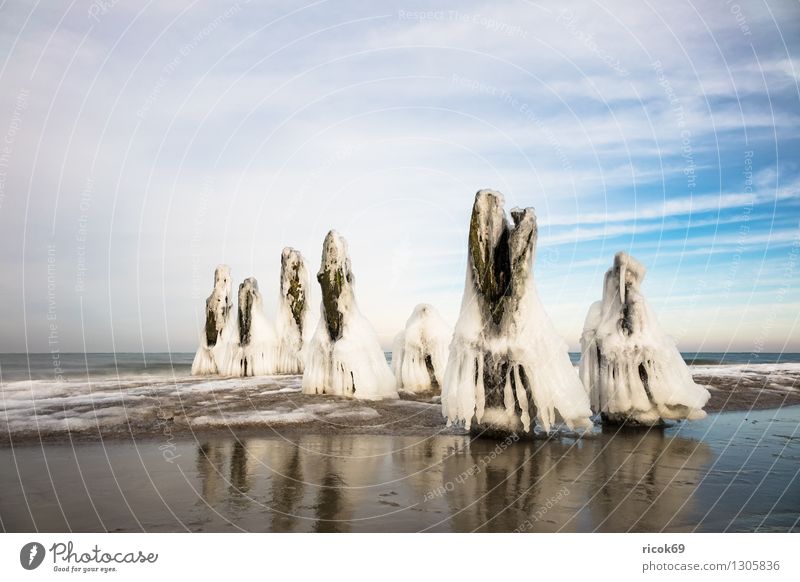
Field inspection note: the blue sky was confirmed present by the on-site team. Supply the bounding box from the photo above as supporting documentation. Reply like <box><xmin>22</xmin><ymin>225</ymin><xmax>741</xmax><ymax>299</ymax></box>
<box><xmin>0</xmin><ymin>0</ymin><xmax>798</xmax><ymax>353</ymax></box>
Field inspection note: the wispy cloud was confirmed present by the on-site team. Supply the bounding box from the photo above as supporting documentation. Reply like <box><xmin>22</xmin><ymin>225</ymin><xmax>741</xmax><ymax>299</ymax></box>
<box><xmin>0</xmin><ymin>0</ymin><xmax>798</xmax><ymax>352</ymax></box>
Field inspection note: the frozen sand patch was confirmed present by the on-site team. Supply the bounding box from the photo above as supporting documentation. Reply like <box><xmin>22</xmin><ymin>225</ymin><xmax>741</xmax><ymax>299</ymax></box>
<box><xmin>324</xmin><ymin>407</ymin><xmax>381</xmax><ymax>421</ymax></box>
<box><xmin>191</xmin><ymin>409</ymin><xmax>316</xmax><ymax>427</ymax></box>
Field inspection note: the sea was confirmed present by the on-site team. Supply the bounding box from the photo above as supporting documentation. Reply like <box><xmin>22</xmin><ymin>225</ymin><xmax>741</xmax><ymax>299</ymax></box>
<box><xmin>1</xmin><ymin>351</ymin><xmax>800</xmax><ymax>383</ymax></box>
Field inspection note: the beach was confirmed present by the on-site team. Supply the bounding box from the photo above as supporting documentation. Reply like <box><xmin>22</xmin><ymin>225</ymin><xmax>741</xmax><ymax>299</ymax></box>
<box><xmin>1</xmin><ymin>353</ymin><xmax>798</xmax><ymax>532</ymax></box>
<box><xmin>1</xmin><ymin>405</ymin><xmax>798</xmax><ymax>532</ymax></box>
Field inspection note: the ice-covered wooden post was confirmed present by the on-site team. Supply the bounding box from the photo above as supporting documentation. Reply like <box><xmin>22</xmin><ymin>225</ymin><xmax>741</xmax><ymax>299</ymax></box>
<box><xmin>579</xmin><ymin>252</ymin><xmax>709</xmax><ymax>425</ymax></box>
<box><xmin>442</xmin><ymin>190</ymin><xmax>593</xmax><ymax>435</ymax></box>
<box><xmin>275</xmin><ymin>247</ymin><xmax>309</xmax><ymax>374</ymax></box>
<box><xmin>191</xmin><ymin>265</ymin><xmax>237</xmax><ymax>375</ymax></box>
<box><xmin>302</xmin><ymin>230</ymin><xmax>398</xmax><ymax>399</ymax></box>
<box><xmin>392</xmin><ymin>304</ymin><xmax>451</xmax><ymax>394</ymax></box>
<box><xmin>231</xmin><ymin>277</ymin><xmax>277</xmax><ymax>377</ymax></box>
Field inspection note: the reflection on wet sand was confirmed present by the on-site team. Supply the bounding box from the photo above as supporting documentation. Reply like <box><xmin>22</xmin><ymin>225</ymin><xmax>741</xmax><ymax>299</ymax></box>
<box><xmin>2</xmin><ymin>407</ymin><xmax>795</xmax><ymax>532</ymax></box>
<box><xmin>229</xmin><ymin>441</ymin><xmax>250</xmax><ymax>496</ymax></box>
<box><xmin>265</xmin><ymin>441</ymin><xmax>305</xmax><ymax>532</ymax></box>
<box><xmin>433</xmin><ymin>430</ymin><xmax>712</xmax><ymax>532</ymax></box>
<box><xmin>196</xmin><ymin>442</ymin><xmax>226</xmax><ymax>504</ymax></box>
<box><xmin>589</xmin><ymin>429</ymin><xmax>712</xmax><ymax>532</ymax></box>
<box><xmin>189</xmin><ymin>429</ymin><xmax>712</xmax><ymax>532</ymax></box>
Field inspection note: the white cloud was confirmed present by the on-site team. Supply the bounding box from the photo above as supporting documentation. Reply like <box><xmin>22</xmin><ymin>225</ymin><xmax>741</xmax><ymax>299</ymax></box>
<box><xmin>0</xmin><ymin>0</ymin><xmax>798</xmax><ymax>352</ymax></box>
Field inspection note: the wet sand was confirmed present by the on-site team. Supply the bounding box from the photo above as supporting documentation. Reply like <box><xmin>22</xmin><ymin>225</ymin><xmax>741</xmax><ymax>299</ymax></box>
<box><xmin>1</xmin><ymin>365</ymin><xmax>798</xmax><ymax>532</ymax></box>
<box><xmin>1</xmin><ymin>405</ymin><xmax>798</xmax><ymax>532</ymax></box>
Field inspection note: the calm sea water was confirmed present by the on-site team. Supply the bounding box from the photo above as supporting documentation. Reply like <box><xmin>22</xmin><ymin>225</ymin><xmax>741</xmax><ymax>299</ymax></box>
<box><xmin>1</xmin><ymin>352</ymin><xmax>799</xmax><ymax>383</ymax></box>
<box><xmin>0</xmin><ymin>352</ymin><xmax>195</xmax><ymax>382</ymax></box>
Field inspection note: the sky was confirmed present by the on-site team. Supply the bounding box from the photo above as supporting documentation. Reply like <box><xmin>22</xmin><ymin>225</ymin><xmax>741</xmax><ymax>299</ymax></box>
<box><xmin>0</xmin><ymin>0</ymin><xmax>798</xmax><ymax>354</ymax></box>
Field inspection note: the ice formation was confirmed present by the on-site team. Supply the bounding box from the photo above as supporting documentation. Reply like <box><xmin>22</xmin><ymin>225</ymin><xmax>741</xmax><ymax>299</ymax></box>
<box><xmin>392</xmin><ymin>304</ymin><xmax>451</xmax><ymax>394</ymax></box>
<box><xmin>191</xmin><ymin>265</ymin><xmax>238</xmax><ymax>375</ymax></box>
<box><xmin>229</xmin><ymin>277</ymin><xmax>279</xmax><ymax>377</ymax></box>
<box><xmin>274</xmin><ymin>248</ymin><xmax>310</xmax><ymax>374</ymax></box>
<box><xmin>192</xmin><ymin>252</ymin><xmax>312</xmax><ymax>378</ymax></box>
<box><xmin>302</xmin><ymin>230</ymin><xmax>398</xmax><ymax>400</ymax></box>
<box><xmin>441</xmin><ymin>190</ymin><xmax>593</xmax><ymax>434</ymax></box>
<box><xmin>579</xmin><ymin>252</ymin><xmax>710</xmax><ymax>425</ymax></box>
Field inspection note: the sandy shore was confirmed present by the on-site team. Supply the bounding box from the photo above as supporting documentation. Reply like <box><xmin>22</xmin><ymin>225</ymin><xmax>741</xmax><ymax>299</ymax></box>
<box><xmin>2</xmin><ymin>405</ymin><xmax>798</xmax><ymax>532</ymax></box>
<box><xmin>2</xmin><ymin>364</ymin><xmax>798</xmax><ymax>446</ymax></box>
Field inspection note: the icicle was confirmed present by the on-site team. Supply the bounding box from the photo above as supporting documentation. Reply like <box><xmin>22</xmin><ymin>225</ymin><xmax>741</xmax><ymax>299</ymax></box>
<box><xmin>513</xmin><ymin>365</ymin><xmax>530</xmax><ymax>432</ymax></box>
<box><xmin>474</xmin><ymin>355</ymin><xmax>485</xmax><ymax>424</ymax></box>
<box><xmin>503</xmin><ymin>368</ymin><xmax>515</xmax><ymax>423</ymax></box>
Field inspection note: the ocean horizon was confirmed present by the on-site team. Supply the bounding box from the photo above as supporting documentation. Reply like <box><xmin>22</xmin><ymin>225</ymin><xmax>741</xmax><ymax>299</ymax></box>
<box><xmin>0</xmin><ymin>351</ymin><xmax>800</xmax><ymax>383</ymax></box>
<box><xmin>2</xmin><ymin>351</ymin><xmax>800</xmax><ymax>383</ymax></box>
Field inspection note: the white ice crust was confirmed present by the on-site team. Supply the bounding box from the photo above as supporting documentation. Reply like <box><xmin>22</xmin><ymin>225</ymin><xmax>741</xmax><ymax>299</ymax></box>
<box><xmin>302</xmin><ymin>231</ymin><xmax>398</xmax><ymax>400</ymax></box>
<box><xmin>579</xmin><ymin>252</ymin><xmax>710</xmax><ymax>424</ymax></box>
<box><xmin>392</xmin><ymin>304</ymin><xmax>451</xmax><ymax>394</ymax></box>
<box><xmin>441</xmin><ymin>190</ymin><xmax>593</xmax><ymax>433</ymax></box>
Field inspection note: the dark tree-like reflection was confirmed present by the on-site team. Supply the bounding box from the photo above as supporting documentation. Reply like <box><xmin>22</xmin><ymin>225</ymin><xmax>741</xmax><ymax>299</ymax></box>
<box><xmin>195</xmin><ymin>442</ymin><xmax>226</xmax><ymax>504</ymax></box>
<box><xmin>437</xmin><ymin>429</ymin><xmax>712</xmax><ymax>532</ymax></box>
<box><xmin>229</xmin><ymin>441</ymin><xmax>249</xmax><ymax>493</ymax></box>
<box><xmin>6</xmin><ymin>408</ymin><xmax>797</xmax><ymax>532</ymax></box>
<box><xmin>190</xmin><ymin>430</ymin><xmax>711</xmax><ymax>532</ymax></box>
